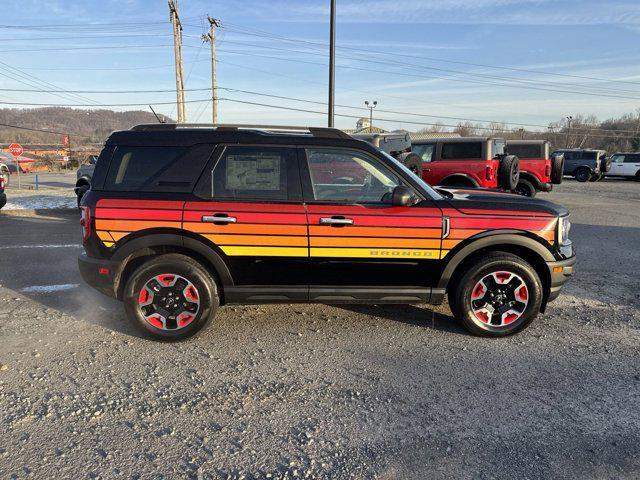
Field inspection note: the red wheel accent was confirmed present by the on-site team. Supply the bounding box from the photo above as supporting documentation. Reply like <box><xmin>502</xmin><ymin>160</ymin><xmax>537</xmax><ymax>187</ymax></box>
<box><xmin>138</xmin><ymin>274</ymin><xmax>200</xmax><ymax>331</ymax></box>
<box><xmin>470</xmin><ymin>271</ymin><xmax>529</xmax><ymax>327</ymax></box>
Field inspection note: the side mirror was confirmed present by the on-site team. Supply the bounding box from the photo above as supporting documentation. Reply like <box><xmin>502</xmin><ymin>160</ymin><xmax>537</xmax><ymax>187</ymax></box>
<box><xmin>391</xmin><ymin>185</ymin><xmax>417</xmax><ymax>207</ymax></box>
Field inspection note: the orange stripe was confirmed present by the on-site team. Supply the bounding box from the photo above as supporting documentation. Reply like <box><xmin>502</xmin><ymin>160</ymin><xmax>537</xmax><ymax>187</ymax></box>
<box><xmin>448</xmin><ymin>229</ymin><xmax>486</xmax><ymax>239</ymax></box>
<box><xmin>96</xmin><ymin>230</ymin><xmax>115</xmax><ymax>243</ymax></box>
<box><xmin>309</xmin><ymin>226</ymin><xmax>441</xmax><ymax>238</ymax></box>
<box><xmin>95</xmin><ymin>219</ymin><xmax>180</xmax><ymax>230</ymax></box>
<box><xmin>442</xmin><ymin>239</ymin><xmax>462</xmax><ymax>250</ymax></box>
<box><xmin>202</xmin><ymin>234</ymin><xmax>308</xmax><ymax>247</ymax></box>
<box><xmin>184</xmin><ymin>222</ymin><xmax>307</xmax><ymax>236</ymax></box>
<box><xmin>109</xmin><ymin>231</ymin><xmax>130</xmax><ymax>241</ymax></box>
<box><xmin>310</xmin><ymin>236</ymin><xmax>440</xmax><ymax>249</ymax></box>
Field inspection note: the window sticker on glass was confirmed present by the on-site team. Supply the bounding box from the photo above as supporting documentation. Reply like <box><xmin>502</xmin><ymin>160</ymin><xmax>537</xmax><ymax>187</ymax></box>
<box><xmin>225</xmin><ymin>154</ymin><xmax>281</xmax><ymax>191</ymax></box>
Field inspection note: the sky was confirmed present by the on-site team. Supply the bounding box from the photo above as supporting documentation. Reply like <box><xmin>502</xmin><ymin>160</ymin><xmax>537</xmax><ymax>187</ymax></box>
<box><xmin>1</xmin><ymin>0</ymin><xmax>640</xmax><ymax>132</ymax></box>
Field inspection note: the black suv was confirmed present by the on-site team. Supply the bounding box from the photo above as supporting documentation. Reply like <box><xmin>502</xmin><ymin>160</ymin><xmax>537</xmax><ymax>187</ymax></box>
<box><xmin>79</xmin><ymin>124</ymin><xmax>575</xmax><ymax>341</ymax></box>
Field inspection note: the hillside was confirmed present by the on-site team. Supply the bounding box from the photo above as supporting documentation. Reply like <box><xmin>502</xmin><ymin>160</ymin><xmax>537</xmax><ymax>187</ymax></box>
<box><xmin>0</xmin><ymin>107</ymin><xmax>172</xmax><ymax>146</ymax></box>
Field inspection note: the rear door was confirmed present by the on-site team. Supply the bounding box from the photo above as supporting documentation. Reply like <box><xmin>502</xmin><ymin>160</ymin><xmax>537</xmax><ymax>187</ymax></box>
<box><xmin>300</xmin><ymin>146</ymin><xmax>443</xmax><ymax>302</ymax></box>
<box><xmin>186</xmin><ymin>145</ymin><xmax>308</xmax><ymax>301</ymax></box>
<box><xmin>621</xmin><ymin>154</ymin><xmax>640</xmax><ymax>176</ymax></box>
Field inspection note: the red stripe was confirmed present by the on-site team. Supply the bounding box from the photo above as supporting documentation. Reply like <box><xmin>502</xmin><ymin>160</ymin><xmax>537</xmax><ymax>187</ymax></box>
<box><xmin>183</xmin><ymin>210</ymin><xmax>307</xmax><ymax>224</ymax></box>
<box><xmin>184</xmin><ymin>201</ymin><xmax>305</xmax><ymax>213</ymax></box>
<box><xmin>306</xmin><ymin>205</ymin><xmax>442</xmax><ymax>217</ymax></box>
<box><xmin>450</xmin><ymin>217</ymin><xmax>554</xmax><ymax>230</ymax></box>
<box><xmin>95</xmin><ymin>208</ymin><xmax>182</xmax><ymax>221</ymax></box>
<box><xmin>307</xmin><ymin>213</ymin><xmax>442</xmax><ymax>228</ymax></box>
<box><xmin>96</xmin><ymin>199</ymin><xmax>184</xmax><ymax>209</ymax></box>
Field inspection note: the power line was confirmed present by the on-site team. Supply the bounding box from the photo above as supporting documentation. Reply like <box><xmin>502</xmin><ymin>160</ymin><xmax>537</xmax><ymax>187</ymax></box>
<box><xmin>0</xmin><ymin>122</ymin><xmax>91</xmax><ymax>138</ymax></box>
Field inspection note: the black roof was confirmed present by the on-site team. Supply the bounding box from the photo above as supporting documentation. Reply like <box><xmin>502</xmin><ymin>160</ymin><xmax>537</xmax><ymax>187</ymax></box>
<box><xmin>106</xmin><ymin>124</ymin><xmax>372</xmax><ymax>149</ymax></box>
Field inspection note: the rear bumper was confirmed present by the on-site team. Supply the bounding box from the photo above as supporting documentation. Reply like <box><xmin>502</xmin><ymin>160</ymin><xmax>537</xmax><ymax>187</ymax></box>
<box><xmin>78</xmin><ymin>253</ymin><xmax>120</xmax><ymax>298</ymax></box>
<box><xmin>0</xmin><ymin>192</ymin><xmax>6</xmax><ymax>209</ymax></box>
<box><xmin>539</xmin><ymin>182</ymin><xmax>552</xmax><ymax>192</ymax></box>
<box><xmin>546</xmin><ymin>255</ymin><xmax>576</xmax><ymax>303</ymax></box>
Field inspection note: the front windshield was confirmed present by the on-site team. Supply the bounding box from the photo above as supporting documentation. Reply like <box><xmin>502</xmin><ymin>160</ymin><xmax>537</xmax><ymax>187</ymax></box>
<box><xmin>380</xmin><ymin>151</ymin><xmax>442</xmax><ymax>199</ymax></box>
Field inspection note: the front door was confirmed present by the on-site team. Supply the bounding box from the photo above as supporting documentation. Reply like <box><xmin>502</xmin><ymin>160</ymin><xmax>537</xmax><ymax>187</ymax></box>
<box><xmin>186</xmin><ymin>145</ymin><xmax>308</xmax><ymax>301</ymax></box>
<box><xmin>300</xmin><ymin>146</ymin><xmax>443</xmax><ymax>302</ymax></box>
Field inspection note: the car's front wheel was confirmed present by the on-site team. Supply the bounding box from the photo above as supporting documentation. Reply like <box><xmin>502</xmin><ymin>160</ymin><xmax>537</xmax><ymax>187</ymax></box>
<box><xmin>514</xmin><ymin>179</ymin><xmax>536</xmax><ymax>197</ymax></box>
<box><xmin>449</xmin><ymin>253</ymin><xmax>543</xmax><ymax>337</ymax></box>
<box><xmin>123</xmin><ymin>254</ymin><xmax>219</xmax><ymax>341</ymax></box>
<box><xmin>574</xmin><ymin>168</ymin><xmax>591</xmax><ymax>182</ymax></box>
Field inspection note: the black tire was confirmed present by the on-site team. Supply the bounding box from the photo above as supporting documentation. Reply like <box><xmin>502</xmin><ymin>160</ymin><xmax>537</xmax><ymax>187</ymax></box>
<box><xmin>449</xmin><ymin>252</ymin><xmax>543</xmax><ymax>337</ymax></box>
<box><xmin>397</xmin><ymin>152</ymin><xmax>422</xmax><ymax>176</ymax></box>
<box><xmin>514</xmin><ymin>179</ymin><xmax>537</xmax><ymax>197</ymax></box>
<box><xmin>123</xmin><ymin>254</ymin><xmax>219</xmax><ymax>341</ymax></box>
<box><xmin>635</xmin><ymin>171</ymin><xmax>640</xmax><ymax>182</ymax></box>
<box><xmin>574</xmin><ymin>168</ymin><xmax>591</xmax><ymax>182</ymax></box>
<box><xmin>76</xmin><ymin>184</ymin><xmax>89</xmax><ymax>209</ymax></box>
<box><xmin>550</xmin><ymin>154</ymin><xmax>564</xmax><ymax>185</ymax></box>
<box><xmin>498</xmin><ymin>155</ymin><xmax>520</xmax><ymax>191</ymax></box>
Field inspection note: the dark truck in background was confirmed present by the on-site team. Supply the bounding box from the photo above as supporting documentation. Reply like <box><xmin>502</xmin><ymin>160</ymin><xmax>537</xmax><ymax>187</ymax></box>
<box><xmin>553</xmin><ymin>148</ymin><xmax>611</xmax><ymax>182</ymax></box>
<box><xmin>506</xmin><ymin>140</ymin><xmax>564</xmax><ymax>197</ymax></box>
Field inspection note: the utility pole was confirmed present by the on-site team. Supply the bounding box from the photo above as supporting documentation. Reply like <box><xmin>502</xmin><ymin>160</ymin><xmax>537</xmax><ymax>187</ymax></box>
<box><xmin>364</xmin><ymin>100</ymin><xmax>377</xmax><ymax>133</ymax></box>
<box><xmin>565</xmin><ymin>115</ymin><xmax>573</xmax><ymax>148</ymax></box>
<box><xmin>169</xmin><ymin>0</ymin><xmax>187</xmax><ymax>123</ymax></box>
<box><xmin>328</xmin><ymin>0</ymin><xmax>336</xmax><ymax>127</ymax></box>
<box><xmin>203</xmin><ymin>16</ymin><xmax>221</xmax><ymax>125</ymax></box>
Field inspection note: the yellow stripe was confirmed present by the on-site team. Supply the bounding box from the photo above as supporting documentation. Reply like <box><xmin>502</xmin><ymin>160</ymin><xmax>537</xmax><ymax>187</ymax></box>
<box><xmin>103</xmin><ymin>241</ymin><xmax>115</xmax><ymax>248</ymax></box>
<box><xmin>310</xmin><ymin>247</ymin><xmax>441</xmax><ymax>259</ymax></box>
<box><xmin>220</xmin><ymin>246</ymin><xmax>308</xmax><ymax>257</ymax></box>
<box><xmin>439</xmin><ymin>250</ymin><xmax>450</xmax><ymax>259</ymax></box>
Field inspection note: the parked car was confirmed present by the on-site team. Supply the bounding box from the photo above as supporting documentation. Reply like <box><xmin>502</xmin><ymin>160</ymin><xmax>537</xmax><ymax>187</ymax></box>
<box><xmin>506</xmin><ymin>140</ymin><xmax>564</xmax><ymax>197</ymax></box>
<box><xmin>407</xmin><ymin>137</ymin><xmax>520</xmax><ymax>191</ymax></box>
<box><xmin>351</xmin><ymin>132</ymin><xmax>411</xmax><ymax>158</ymax></box>
<box><xmin>608</xmin><ymin>152</ymin><xmax>640</xmax><ymax>180</ymax></box>
<box><xmin>553</xmin><ymin>148</ymin><xmax>610</xmax><ymax>182</ymax></box>
<box><xmin>78</xmin><ymin>124</ymin><xmax>575</xmax><ymax>341</ymax></box>
<box><xmin>75</xmin><ymin>155</ymin><xmax>98</xmax><ymax>208</ymax></box>
<box><xmin>0</xmin><ymin>161</ymin><xmax>8</xmax><ymax>188</ymax></box>
<box><xmin>0</xmin><ymin>170</ymin><xmax>6</xmax><ymax>210</ymax></box>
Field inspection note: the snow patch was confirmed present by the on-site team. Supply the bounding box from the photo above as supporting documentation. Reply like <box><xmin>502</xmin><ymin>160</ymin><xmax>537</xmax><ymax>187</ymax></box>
<box><xmin>21</xmin><ymin>283</ymin><xmax>80</xmax><ymax>293</ymax></box>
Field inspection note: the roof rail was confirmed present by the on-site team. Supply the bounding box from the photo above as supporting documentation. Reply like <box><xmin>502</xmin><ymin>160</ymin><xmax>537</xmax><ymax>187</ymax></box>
<box><xmin>130</xmin><ymin>123</ymin><xmax>352</xmax><ymax>139</ymax></box>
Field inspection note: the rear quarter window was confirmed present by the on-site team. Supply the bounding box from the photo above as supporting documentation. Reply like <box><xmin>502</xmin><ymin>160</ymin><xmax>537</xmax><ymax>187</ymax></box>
<box><xmin>441</xmin><ymin>142</ymin><xmax>482</xmax><ymax>160</ymax></box>
<box><xmin>508</xmin><ymin>144</ymin><xmax>543</xmax><ymax>159</ymax></box>
<box><xmin>104</xmin><ymin>145</ymin><xmax>214</xmax><ymax>192</ymax></box>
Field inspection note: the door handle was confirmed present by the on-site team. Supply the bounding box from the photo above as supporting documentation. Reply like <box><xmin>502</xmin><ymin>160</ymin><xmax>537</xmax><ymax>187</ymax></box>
<box><xmin>202</xmin><ymin>214</ymin><xmax>237</xmax><ymax>224</ymax></box>
<box><xmin>319</xmin><ymin>216</ymin><xmax>354</xmax><ymax>226</ymax></box>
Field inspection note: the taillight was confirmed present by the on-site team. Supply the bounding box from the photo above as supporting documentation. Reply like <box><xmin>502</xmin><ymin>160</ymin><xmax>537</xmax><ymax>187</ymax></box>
<box><xmin>80</xmin><ymin>206</ymin><xmax>92</xmax><ymax>243</ymax></box>
<box><xmin>545</xmin><ymin>164</ymin><xmax>551</xmax><ymax>177</ymax></box>
<box><xmin>486</xmin><ymin>166</ymin><xmax>493</xmax><ymax>181</ymax></box>
<box><xmin>0</xmin><ymin>176</ymin><xmax>4</xmax><ymax>189</ymax></box>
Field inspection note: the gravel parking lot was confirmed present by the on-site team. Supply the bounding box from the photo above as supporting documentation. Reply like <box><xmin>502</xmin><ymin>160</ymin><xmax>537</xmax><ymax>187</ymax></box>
<box><xmin>0</xmin><ymin>179</ymin><xmax>639</xmax><ymax>479</ymax></box>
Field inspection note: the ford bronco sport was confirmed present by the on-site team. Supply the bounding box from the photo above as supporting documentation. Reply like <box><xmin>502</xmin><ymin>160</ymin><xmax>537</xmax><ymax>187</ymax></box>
<box><xmin>78</xmin><ymin>124</ymin><xmax>575</xmax><ymax>340</ymax></box>
<box><xmin>506</xmin><ymin>140</ymin><xmax>564</xmax><ymax>197</ymax></box>
<box><xmin>407</xmin><ymin>137</ymin><xmax>520</xmax><ymax>192</ymax></box>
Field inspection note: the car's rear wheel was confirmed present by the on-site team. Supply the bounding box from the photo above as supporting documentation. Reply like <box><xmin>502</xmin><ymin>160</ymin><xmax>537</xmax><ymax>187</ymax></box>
<box><xmin>397</xmin><ymin>152</ymin><xmax>423</xmax><ymax>176</ymax></box>
<box><xmin>123</xmin><ymin>254</ymin><xmax>218</xmax><ymax>341</ymax></box>
<box><xmin>449</xmin><ymin>253</ymin><xmax>543</xmax><ymax>337</ymax></box>
<box><xmin>498</xmin><ymin>155</ymin><xmax>520</xmax><ymax>191</ymax></box>
<box><xmin>574</xmin><ymin>168</ymin><xmax>591</xmax><ymax>182</ymax></box>
<box><xmin>514</xmin><ymin>179</ymin><xmax>536</xmax><ymax>197</ymax></box>
<box><xmin>550</xmin><ymin>154</ymin><xmax>564</xmax><ymax>185</ymax></box>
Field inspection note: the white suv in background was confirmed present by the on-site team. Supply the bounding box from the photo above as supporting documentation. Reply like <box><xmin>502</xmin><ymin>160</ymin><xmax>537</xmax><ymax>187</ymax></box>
<box><xmin>609</xmin><ymin>153</ymin><xmax>640</xmax><ymax>180</ymax></box>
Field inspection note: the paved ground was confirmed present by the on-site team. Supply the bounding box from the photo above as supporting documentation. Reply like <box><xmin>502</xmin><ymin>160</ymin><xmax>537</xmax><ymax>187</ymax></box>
<box><xmin>0</xmin><ymin>179</ymin><xmax>639</xmax><ymax>479</ymax></box>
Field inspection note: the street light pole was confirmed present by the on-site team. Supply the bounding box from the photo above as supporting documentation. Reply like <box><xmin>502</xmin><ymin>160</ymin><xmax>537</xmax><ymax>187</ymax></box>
<box><xmin>328</xmin><ymin>0</ymin><xmax>336</xmax><ymax>127</ymax></box>
<box><xmin>364</xmin><ymin>100</ymin><xmax>377</xmax><ymax>132</ymax></box>
<box><xmin>565</xmin><ymin>115</ymin><xmax>573</xmax><ymax>148</ymax></box>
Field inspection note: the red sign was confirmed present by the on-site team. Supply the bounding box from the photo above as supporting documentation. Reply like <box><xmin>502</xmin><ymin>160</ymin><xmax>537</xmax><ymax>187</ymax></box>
<box><xmin>8</xmin><ymin>143</ymin><xmax>23</xmax><ymax>157</ymax></box>
<box><xmin>62</xmin><ymin>135</ymin><xmax>69</xmax><ymax>148</ymax></box>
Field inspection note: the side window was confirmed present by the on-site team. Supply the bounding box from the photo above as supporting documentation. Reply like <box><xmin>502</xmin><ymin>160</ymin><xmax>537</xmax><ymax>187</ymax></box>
<box><xmin>412</xmin><ymin>144</ymin><xmax>435</xmax><ymax>163</ymax></box>
<box><xmin>508</xmin><ymin>144</ymin><xmax>542</xmax><ymax>159</ymax></box>
<box><xmin>611</xmin><ymin>155</ymin><xmax>624</xmax><ymax>163</ymax></box>
<box><xmin>624</xmin><ymin>154</ymin><xmax>639</xmax><ymax>163</ymax></box>
<box><xmin>582</xmin><ymin>151</ymin><xmax>597</xmax><ymax>161</ymax></box>
<box><xmin>305</xmin><ymin>148</ymin><xmax>401</xmax><ymax>203</ymax></box>
<box><xmin>562</xmin><ymin>151</ymin><xmax>576</xmax><ymax>160</ymax></box>
<box><xmin>104</xmin><ymin>145</ymin><xmax>213</xmax><ymax>192</ymax></box>
<box><xmin>206</xmin><ymin>146</ymin><xmax>297</xmax><ymax>201</ymax></box>
<box><xmin>441</xmin><ymin>142</ymin><xmax>482</xmax><ymax>160</ymax></box>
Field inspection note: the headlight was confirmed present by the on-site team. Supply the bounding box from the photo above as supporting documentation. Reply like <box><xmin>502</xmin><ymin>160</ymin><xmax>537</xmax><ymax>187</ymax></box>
<box><xmin>558</xmin><ymin>215</ymin><xmax>571</xmax><ymax>245</ymax></box>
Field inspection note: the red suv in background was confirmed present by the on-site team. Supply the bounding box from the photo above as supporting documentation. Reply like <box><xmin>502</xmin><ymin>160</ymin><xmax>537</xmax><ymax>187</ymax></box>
<box><xmin>506</xmin><ymin>140</ymin><xmax>564</xmax><ymax>197</ymax></box>
<box><xmin>406</xmin><ymin>137</ymin><xmax>520</xmax><ymax>192</ymax></box>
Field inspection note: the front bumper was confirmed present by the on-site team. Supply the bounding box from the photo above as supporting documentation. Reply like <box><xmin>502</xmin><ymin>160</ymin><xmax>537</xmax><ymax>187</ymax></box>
<box><xmin>0</xmin><ymin>192</ymin><xmax>6</xmax><ymax>209</ymax></box>
<box><xmin>78</xmin><ymin>253</ymin><xmax>121</xmax><ymax>298</ymax></box>
<box><xmin>546</xmin><ymin>254</ymin><xmax>576</xmax><ymax>303</ymax></box>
